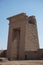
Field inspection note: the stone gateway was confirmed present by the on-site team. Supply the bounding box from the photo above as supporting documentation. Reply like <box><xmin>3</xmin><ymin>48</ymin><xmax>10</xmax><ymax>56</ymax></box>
<box><xmin>7</xmin><ymin>13</ymin><xmax>39</xmax><ymax>60</ymax></box>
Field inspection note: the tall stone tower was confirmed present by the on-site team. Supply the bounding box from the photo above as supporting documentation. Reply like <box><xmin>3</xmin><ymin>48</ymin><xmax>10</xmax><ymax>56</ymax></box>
<box><xmin>7</xmin><ymin>13</ymin><xmax>39</xmax><ymax>60</ymax></box>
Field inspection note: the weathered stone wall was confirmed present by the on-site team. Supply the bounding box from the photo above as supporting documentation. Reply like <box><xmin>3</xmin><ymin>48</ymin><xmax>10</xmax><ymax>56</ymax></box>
<box><xmin>25</xmin><ymin>16</ymin><xmax>39</xmax><ymax>51</ymax></box>
<box><xmin>25</xmin><ymin>49</ymin><xmax>43</xmax><ymax>60</ymax></box>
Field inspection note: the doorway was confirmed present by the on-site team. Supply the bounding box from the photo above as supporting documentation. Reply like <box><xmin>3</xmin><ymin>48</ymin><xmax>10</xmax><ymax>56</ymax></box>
<box><xmin>12</xmin><ymin>29</ymin><xmax>20</xmax><ymax>59</ymax></box>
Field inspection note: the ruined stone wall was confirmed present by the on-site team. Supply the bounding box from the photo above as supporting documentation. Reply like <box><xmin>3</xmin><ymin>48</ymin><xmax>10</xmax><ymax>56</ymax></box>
<box><xmin>25</xmin><ymin>49</ymin><xmax>43</xmax><ymax>60</ymax></box>
<box><xmin>0</xmin><ymin>50</ymin><xmax>7</xmax><ymax>57</ymax></box>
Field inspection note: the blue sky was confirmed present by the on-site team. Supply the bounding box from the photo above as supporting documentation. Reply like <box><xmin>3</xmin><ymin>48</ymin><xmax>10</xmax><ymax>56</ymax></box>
<box><xmin>0</xmin><ymin>0</ymin><xmax>43</xmax><ymax>50</ymax></box>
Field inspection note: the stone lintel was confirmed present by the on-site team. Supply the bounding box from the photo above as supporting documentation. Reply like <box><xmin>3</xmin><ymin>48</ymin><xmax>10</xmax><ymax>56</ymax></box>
<box><xmin>7</xmin><ymin>13</ymin><xmax>27</xmax><ymax>21</ymax></box>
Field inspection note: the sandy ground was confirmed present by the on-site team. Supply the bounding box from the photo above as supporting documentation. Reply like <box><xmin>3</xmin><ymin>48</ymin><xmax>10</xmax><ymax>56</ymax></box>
<box><xmin>0</xmin><ymin>60</ymin><xmax>43</xmax><ymax>65</ymax></box>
